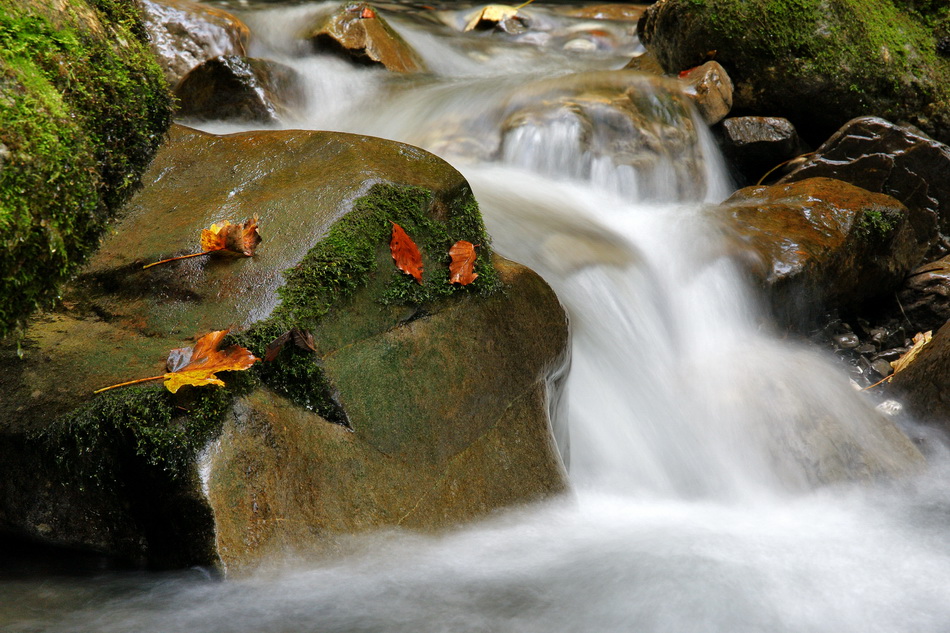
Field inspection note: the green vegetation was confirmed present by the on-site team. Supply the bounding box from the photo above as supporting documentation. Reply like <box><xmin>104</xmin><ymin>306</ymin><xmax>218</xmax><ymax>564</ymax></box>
<box><xmin>36</xmin><ymin>385</ymin><xmax>233</xmax><ymax>487</ymax></box>
<box><xmin>276</xmin><ymin>183</ymin><xmax>500</xmax><ymax>327</ymax></box>
<box><xmin>855</xmin><ymin>207</ymin><xmax>901</xmax><ymax>242</ymax></box>
<box><xmin>0</xmin><ymin>0</ymin><xmax>172</xmax><ymax>338</ymax></box>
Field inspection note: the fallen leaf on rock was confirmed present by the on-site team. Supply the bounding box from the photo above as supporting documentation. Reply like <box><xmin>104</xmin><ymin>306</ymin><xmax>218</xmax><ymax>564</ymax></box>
<box><xmin>390</xmin><ymin>221</ymin><xmax>423</xmax><ymax>284</ymax></box>
<box><xmin>143</xmin><ymin>218</ymin><xmax>262</xmax><ymax>269</ymax></box>
<box><xmin>890</xmin><ymin>330</ymin><xmax>932</xmax><ymax>375</ymax></box>
<box><xmin>863</xmin><ymin>330</ymin><xmax>932</xmax><ymax>391</ymax></box>
<box><xmin>94</xmin><ymin>330</ymin><xmax>259</xmax><ymax>394</ymax></box>
<box><xmin>464</xmin><ymin>1</ymin><xmax>535</xmax><ymax>31</ymax></box>
<box><xmin>264</xmin><ymin>327</ymin><xmax>318</xmax><ymax>362</ymax></box>
<box><xmin>448</xmin><ymin>240</ymin><xmax>479</xmax><ymax>285</ymax></box>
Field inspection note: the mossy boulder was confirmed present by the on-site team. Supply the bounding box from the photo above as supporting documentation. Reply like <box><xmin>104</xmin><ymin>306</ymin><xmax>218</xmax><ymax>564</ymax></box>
<box><xmin>0</xmin><ymin>0</ymin><xmax>172</xmax><ymax>338</ymax></box>
<box><xmin>637</xmin><ymin>0</ymin><xmax>950</xmax><ymax>145</ymax></box>
<box><xmin>0</xmin><ymin>125</ymin><xmax>568</xmax><ymax>570</ymax></box>
<box><xmin>716</xmin><ymin>177</ymin><xmax>924</xmax><ymax>326</ymax></box>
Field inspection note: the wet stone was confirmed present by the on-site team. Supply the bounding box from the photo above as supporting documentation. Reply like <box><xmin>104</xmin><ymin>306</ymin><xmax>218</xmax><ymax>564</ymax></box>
<box><xmin>870</xmin><ymin>358</ymin><xmax>894</xmax><ymax>377</ymax></box>
<box><xmin>833</xmin><ymin>333</ymin><xmax>860</xmax><ymax>349</ymax></box>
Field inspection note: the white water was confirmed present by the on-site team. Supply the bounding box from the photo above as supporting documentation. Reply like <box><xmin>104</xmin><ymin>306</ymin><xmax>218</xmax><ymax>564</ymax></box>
<box><xmin>5</xmin><ymin>3</ymin><xmax>950</xmax><ymax>631</ymax></box>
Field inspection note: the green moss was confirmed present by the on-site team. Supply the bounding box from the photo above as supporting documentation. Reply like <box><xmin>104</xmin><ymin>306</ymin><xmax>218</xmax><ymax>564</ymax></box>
<box><xmin>855</xmin><ymin>207</ymin><xmax>901</xmax><ymax>242</ymax></box>
<box><xmin>276</xmin><ymin>183</ymin><xmax>500</xmax><ymax>327</ymax></box>
<box><xmin>35</xmin><ymin>382</ymin><xmax>235</xmax><ymax>487</ymax></box>
<box><xmin>0</xmin><ymin>0</ymin><xmax>172</xmax><ymax>338</ymax></box>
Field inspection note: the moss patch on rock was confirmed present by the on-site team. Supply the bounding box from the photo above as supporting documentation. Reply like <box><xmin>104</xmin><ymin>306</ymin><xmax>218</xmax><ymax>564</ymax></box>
<box><xmin>641</xmin><ymin>0</ymin><xmax>950</xmax><ymax>144</ymax></box>
<box><xmin>0</xmin><ymin>0</ymin><xmax>172</xmax><ymax>338</ymax></box>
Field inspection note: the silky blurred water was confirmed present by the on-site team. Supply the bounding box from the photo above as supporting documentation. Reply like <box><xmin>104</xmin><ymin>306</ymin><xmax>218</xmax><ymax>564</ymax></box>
<box><xmin>4</xmin><ymin>3</ymin><xmax>950</xmax><ymax>631</ymax></box>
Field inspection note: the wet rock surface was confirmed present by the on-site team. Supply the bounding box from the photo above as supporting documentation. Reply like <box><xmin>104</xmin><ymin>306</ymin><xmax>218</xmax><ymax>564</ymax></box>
<box><xmin>717</xmin><ymin>116</ymin><xmax>807</xmax><ymax>186</ymax></box>
<box><xmin>780</xmin><ymin>116</ymin><xmax>950</xmax><ymax>254</ymax></box>
<box><xmin>889</xmin><ymin>319</ymin><xmax>950</xmax><ymax>433</ymax></box>
<box><xmin>678</xmin><ymin>61</ymin><xmax>733</xmax><ymax>125</ymax></box>
<box><xmin>299</xmin><ymin>2</ymin><xmax>427</xmax><ymax>72</ymax></box>
<box><xmin>174</xmin><ymin>55</ymin><xmax>306</xmax><ymax>123</ymax></box>
<box><xmin>717</xmin><ymin>177</ymin><xmax>925</xmax><ymax>326</ymax></box>
<box><xmin>0</xmin><ymin>125</ymin><xmax>568</xmax><ymax>571</ymax></box>
<box><xmin>138</xmin><ymin>0</ymin><xmax>250</xmax><ymax>87</ymax></box>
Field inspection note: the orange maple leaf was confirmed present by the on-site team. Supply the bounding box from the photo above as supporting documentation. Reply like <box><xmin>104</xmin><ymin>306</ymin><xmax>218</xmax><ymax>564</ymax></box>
<box><xmin>94</xmin><ymin>330</ymin><xmax>259</xmax><ymax>394</ymax></box>
<box><xmin>448</xmin><ymin>240</ymin><xmax>479</xmax><ymax>285</ymax></box>
<box><xmin>144</xmin><ymin>218</ymin><xmax>262</xmax><ymax>269</ymax></box>
<box><xmin>390</xmin><ymin>221</ymin><xmax>423</xmax><ymax>284</ymax></box>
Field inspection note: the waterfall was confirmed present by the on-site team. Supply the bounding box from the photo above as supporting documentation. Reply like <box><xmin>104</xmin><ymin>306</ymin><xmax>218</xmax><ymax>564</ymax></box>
<box><xmin>5</xmin><ymin>3</ymin><xmax>950</xmax><ymax>632</ymax></box>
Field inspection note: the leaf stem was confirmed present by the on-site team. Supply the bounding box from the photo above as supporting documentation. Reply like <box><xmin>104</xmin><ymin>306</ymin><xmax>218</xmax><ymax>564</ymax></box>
<box><xmin>143</xmin><ymin>251</ymin><xmax>214</xmax><ymax>269</ymax></box>
<box><xmin>94</xmin><ymin>375</ymin><xmax>165</xmax><ymax>394</ymax></box>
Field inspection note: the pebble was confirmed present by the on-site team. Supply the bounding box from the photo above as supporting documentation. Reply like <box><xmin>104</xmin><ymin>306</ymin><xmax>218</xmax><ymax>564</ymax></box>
<box><xmin>833</xmin><ymin>332</ymin><xmax>860</xmax><ymax>349</ymax></box>
<box><xmin>855</xmin><ymin>343</ymin><xmax>877</xmax><ymax>355</ymax></box>
<box><xmin>870</xmin><ymin>358</ymin><xmax>893</xmax><ymax>377</ymax></box>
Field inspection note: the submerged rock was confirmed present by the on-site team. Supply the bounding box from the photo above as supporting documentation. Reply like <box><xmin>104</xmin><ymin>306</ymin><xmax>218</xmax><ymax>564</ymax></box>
<box><xmin>299</xmin><ymin>2</ymin><xmax>427</xmax><ymax>73</ymax></box>
<box><xmin>780</xmin><ymin>116</ymin><xmax>950</xmax><ymax>253</ymax></box>
<box><xmin>0</xmin><ymin>125</ymin><xmax>568</xmax><ymax>571</ymax></box>
<box><xmin>174</xmin><ymin>55</ymin><xmax>306</xmax><ymax>124</ymax></box>
<box><xmin>717</xmin><ymin>177</ymin><xmax>925</xmax><ymax>326</ymax></box>
<box><xmin>138</xmin><ymin>0</ymin><xmax>250</xmax><ymax>87</ymax></box>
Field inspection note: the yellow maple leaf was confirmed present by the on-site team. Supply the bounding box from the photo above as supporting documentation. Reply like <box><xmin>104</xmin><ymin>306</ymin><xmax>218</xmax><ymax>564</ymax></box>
<box><xmin>94</xmin><ymin>330</ymin><xmax>259</xmax><ymax>394</ymax></box>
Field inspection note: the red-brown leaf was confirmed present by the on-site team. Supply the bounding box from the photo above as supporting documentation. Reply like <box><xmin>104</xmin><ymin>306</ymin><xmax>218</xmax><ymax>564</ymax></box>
<box><xmin>448</xmin><ymin>240</ymin><xmax>478</xmax><ymax>285</ymax></box>
<box><xmin>390</xmin><ymin>222</ymin><xmax>423</xmax><ymax>284</ymax></box>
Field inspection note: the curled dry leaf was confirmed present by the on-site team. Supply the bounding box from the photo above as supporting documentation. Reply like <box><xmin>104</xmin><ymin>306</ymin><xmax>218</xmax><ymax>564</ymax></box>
<box><xmin>390</xmin><ymin>221</ymin><xmax>424</xmax><ymax>284</ymax></box>
<box><xmin>143</xmin><ymin>217</ymin><xmax>262</xmax><ymax>269</ymax></box>
<box><xmin>448</xmin><ymin>240</ymin><xmax>479</xmax><ymax>285</ymax></box>
<box><xmin>94</xmin><ymin>330</ymin><xmax>259</xmax><ymax>394</ymax></box>
<box><xmin>264</xmin><ymin>327</ymin><xmax>318</xmax><ymax>362</ymax></box>
<box><xmin>890</xmin><ymin>330</ymin><xmax>932</xmax><ymax>375</ymax></box>
<box><xmin>200</xmin><ymin>217</ymin><xmax>262</xmax><ymax>257</ymax></box>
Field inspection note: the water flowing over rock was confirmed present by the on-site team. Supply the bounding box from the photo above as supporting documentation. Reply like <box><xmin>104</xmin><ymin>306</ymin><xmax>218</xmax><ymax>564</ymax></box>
<box><xmin>716</xmin><ymin>177</ymin><xmax>925</xmax><ymax>326</ymax></box>
<box><xmin>138</xmin><ymin>0</ymin><xmax>250</xmax><ymax>87</ymax></box>
<box><xmin>637</xmin><ymin>0</ymin><xmax>950</xmax><ymax>146</ymax></box>
<box><xmin>0</xmin><ymin>125</ymin><xmax>568</xmax><ymax>570</ymax></box>
<box><xmin>780</xmin><ymin>116</ymin><xmax>950</xmax><ymax>253</ymax></box>
<box><xmin>499</xmin><ymin>71</ymin><xmax>707</xmax><ymax>200</ymax></box>
<box><xmin>299</xmin><ymin>2</ymin><xmax>427</xmax><ymax>73</ymax></box>
<box><xmin>174</xmin><ymin>55</ymin><xmax>306</xmax><ymax>123</ymax></box>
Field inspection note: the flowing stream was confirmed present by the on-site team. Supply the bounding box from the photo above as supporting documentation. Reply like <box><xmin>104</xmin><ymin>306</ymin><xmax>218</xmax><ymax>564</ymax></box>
<box><xmin>5</xmin><ymin>2</ymin><xmax>950</xmax><ymax>631</ymax></box>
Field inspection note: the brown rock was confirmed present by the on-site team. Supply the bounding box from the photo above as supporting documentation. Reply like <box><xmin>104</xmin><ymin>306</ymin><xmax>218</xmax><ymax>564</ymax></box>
<box><xmin>897</xmin><ymin>256</ymin><xmax>950</xmax><ymax>333</ymax></box>
<box><xmin>679</xmin><ymin>61</ymin><xmax>733</xmax><ymax>125</ymax></box>
<box><xmin>717</xmin><ymin>177</ymin><xmax>924</xmax><ymax>325</ymax></box>
<box><xmin>300</xmin><ymin>2</ymin><xmax>427</xmax><ymax>73</ymax></box>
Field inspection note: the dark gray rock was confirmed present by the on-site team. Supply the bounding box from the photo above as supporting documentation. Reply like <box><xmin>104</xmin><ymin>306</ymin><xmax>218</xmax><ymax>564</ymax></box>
<box><xmin>897</xmin><ymin>255</ymin><xmax>950</xmax><ymax>333</ymax></box>
<box><xmin>174</xmin><ymin>55</ymin><xmax>306</xmax><ymax>124</ymax></box>
<box><xmin>718</xmin><ymin>116</ymin><xmax>806</xmax><ymax>186</ymax></box>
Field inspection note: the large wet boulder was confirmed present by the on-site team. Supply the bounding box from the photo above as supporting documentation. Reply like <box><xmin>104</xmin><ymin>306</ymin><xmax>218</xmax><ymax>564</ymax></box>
<box><xmin>716</xmin><ymin>177</ymin><xmax>924</xmax><ymax>325</ymax></box>
<box><xmin>138</xmin><ymin>0</ymin><xmax>250</xmax><ymax>87</ymax></box>
<box><xmin>780</xmin><ymin>116</ymin><xmax>950</xmax><ymax>252</ymax></box>
<box><xmin>299</xmin><ymin>2</ymin><xmax>428</xmax><ymax>73</ymax></box>
<box><xmin>174</xmin><ymin>56</ymin><xmax>306</xmax><ymax>123</ymax></box>
<box><xmin>0</xmin><ymin>0</ymin><xmax>172</xmax><ymax>338</ymax></box>
<box><xmin>637</xmin><ymin>0</ymin><xmax>950</xmax><ymax>146</ymax></box>
<box><xmin>0</xmin><ymin>125</ymin><xmax>568</xmax><ymax>571</ymax></box>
